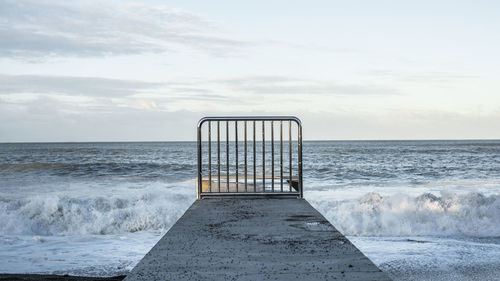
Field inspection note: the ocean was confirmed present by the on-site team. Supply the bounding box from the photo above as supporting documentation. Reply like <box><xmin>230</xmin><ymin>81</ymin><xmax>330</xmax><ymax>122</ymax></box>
<box><xmin>0</xmin><ymin>141</ymin><xmax>499</xmax><ymax>280</ymax></box>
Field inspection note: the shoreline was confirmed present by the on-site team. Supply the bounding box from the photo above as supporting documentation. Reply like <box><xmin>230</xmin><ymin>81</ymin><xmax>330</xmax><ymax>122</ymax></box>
<box><xmin>0</xmin><ymin>274</ymin><xmax>126</xmax><ymax>281</ymax></box>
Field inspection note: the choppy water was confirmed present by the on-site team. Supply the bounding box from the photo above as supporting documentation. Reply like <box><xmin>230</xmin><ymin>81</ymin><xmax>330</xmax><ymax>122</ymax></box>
<box><xmin>1</xmin><ymin>141</ymin><xmax>499</xmax><ymax>280</ymax></box>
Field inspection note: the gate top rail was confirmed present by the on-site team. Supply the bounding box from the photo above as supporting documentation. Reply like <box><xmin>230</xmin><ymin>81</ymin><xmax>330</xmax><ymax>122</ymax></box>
<box><xmin>198</xmin><ymin>116</ymin><xmax>302</xmax><ymax>124</ymax></box>
<box><xmin>197</xmin><ymin>116</ymin><xmax>303</xmax><ymax>199</ymax></box>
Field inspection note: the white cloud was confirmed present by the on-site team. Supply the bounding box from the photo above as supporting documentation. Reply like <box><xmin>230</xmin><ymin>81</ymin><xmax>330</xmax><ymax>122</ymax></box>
<box><xmin>361</xmin><ymin>69</ymin><xmax>479</xmax><ymax>84</ymax></box>
<box><xmin>2</xmin><ymin>73</ymin><xmax>499</xmax><ymax>141</ymax></box>
<box><xmin>0</xmin><ymin>0</ymin><xmax>246</xmax><ymax>58</ymax></box>
<box><xmin>0</xmin><ymin>74</ymin><xmax>161</xmax><ymax>97</ymax></box>
<box><xmin>212</xmin><ymin>76</ymin><xmax>400</xmax><ymax>96</ymax></box>
<box><xmin>2</xmin><ymin>97</ymin><xmax>500</xmax><ymax>142</ymax></box>
<box><xmin>0</xmin><ymin>74</ymin><xmax>398</xmax><ymax>100</ymax></box>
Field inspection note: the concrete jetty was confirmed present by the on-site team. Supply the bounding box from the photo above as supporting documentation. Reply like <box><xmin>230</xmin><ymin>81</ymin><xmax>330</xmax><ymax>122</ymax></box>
<box><xmin>124</xmin><ymin>198</ymin><xmax>391</xmax><ymax>281</ymax></box>
<box><xmin>125</xmin><ymin>117</ymin><xmax>391</xmax><ymax>280</ymax></box>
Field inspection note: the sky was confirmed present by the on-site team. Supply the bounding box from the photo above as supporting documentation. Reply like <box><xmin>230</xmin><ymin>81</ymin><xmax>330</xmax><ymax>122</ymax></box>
<box><xmin>0</xmin><ymin>0</ymin><xmax>499</xmax><ymax>142</ymax></box>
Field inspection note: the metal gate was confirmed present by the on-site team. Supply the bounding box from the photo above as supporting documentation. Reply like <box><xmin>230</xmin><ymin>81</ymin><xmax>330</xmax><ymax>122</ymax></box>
<box><xmin>197</xmin><ymin>116</ymin><xmax>302</xmax><ymax>199</ymax></box>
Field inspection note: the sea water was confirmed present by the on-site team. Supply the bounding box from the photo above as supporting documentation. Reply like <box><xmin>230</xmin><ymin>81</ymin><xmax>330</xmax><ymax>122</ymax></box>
<box><xmin>0</xmin><ymin>141</ymin><xmax>499</xmax><ymax>280</ymax></box>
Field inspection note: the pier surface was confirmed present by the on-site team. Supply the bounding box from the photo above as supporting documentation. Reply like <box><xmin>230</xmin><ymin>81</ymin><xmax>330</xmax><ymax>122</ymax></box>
<box><xmin>125</xmin><ymin>199</ymin><xmax>391</xmax><ymax>281</ymax></box>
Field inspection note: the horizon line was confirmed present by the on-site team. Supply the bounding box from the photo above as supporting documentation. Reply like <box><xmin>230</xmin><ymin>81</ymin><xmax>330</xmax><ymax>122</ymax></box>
<box><xmin>1</xmin><ymin>138</ymin><xmax>500</xmax><ymax>144</ymax></box>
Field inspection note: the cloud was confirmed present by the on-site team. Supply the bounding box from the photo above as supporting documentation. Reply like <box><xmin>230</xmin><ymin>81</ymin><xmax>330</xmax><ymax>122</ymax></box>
<box><xmin>0</xmin><ymin>73</ymin><xmax>403</xmax><ymax>133</ymax></box>
<box><xmin>361</xmin><ymin>69</ymin><xmax>479</xmax><ymax>84</ymax></box>
<box><xmin>0</xmin><ymin>74</ymin><xmax>398</xmax><ymax>100</ymax></box>
<box><xmin>0</xmin><ymin>95</ymin><xmax>203</xmax><ymax>141</ymax></box>
<box><xmin>295</xmin><ymin>109</ymin><xmax>500</xmax><ymax>140</ymax></box>
<box><xmin>0</xmin><ymin>74</ymin><xmax>238</xmax><ymax>116</ymax></box>
<box><xmin>0</xmin><ymin>0</ymin><xmax>246</xmax><ymax>59</ymax></box>
<box><xmin>0</xmin><ymin>74</ymin><xmax>498</xmax><ymax>141</ymax></box>
<box><xmin>0</xmin><ymin>74</ymin><xmax>162</xmax><ymax>97</ymax></box>
<box><xmin>210</xmin><ymin>76</ymin><xmax>400</xmax><ymax>96</ymax></box>
<box><xmin>2</xmin><ymin>97</ymin><xmax>500</xmax><ymax>142</ymax></box>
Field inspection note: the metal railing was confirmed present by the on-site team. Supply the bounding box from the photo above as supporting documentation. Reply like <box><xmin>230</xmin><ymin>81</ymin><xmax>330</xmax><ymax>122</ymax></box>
<box><xmin>197</xmin><ymin>116</ymin><xmax>303</xmax><ymax>199</ymax></box>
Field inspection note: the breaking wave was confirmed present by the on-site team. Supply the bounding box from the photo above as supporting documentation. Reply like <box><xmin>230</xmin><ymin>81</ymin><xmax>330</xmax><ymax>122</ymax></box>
<box><xmin>309</xmin><ymin>192</ymin><xmax>500</xmax><ymax>237</ymax></box>
<box><xmin>0</xmin><ymin>183</ymin><xmax>196</xmax><ymax>236</ymax></box>
<box><xmin>2</xmin><ymin>183</ymin><xmax>499</xmax><ymax>238</ymax></box>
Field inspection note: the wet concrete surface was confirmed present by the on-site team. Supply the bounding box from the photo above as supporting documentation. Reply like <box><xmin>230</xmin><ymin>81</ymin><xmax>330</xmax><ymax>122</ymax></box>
<box><xmin>124</xmin><ymin>199</ymin><xmax>391</xmax><ymax>281</ymax></box>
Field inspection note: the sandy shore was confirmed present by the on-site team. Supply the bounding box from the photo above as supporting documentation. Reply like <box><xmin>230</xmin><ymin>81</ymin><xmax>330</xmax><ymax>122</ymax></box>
<box><xmin>0</xmin><ymin>274</ymin><xmax>125</xmax><ymax>281</ymax></box>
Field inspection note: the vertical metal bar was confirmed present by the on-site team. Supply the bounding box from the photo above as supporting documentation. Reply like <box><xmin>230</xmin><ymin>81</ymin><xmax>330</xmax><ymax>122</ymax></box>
<box><xmin>289</xmin><ymin>120</ymin><xmax>292</xmax><ymax>192</ymax></box>
<box><xmin>244</xmin><ymin>121</ymin><xmax>247</xmax><ymax>192</ymax></box>
<box><xmin>271</xmin><ymin>121</ymin><xmax>274</xmax><ymax>192</ymax></box>
<box><xmin>226</xmin><ymin>120</ymin><xmax>229</xmax><ymax>192</ymax></box>
<box><xmin>253</xmin><ymin>121</ymin><xmax>256</xmax><ymax>192</ymax></box>
<box><xmin>208</xmin><ymin>121</ymin><xmax>211</xmax><ymax>192</ymax></box>
<box><xmin>235</xmin><ymin>121</ymin><xmax>238</xmax><ymax>192</ymax></box>
<box><xmin>280</xmin><ymin>120</ymin><xmax>283</xmax><ymax>192</ymax></box>
<box><xmin>197</xmin><ymin>122</ymin><xmax>202</xmax><ymax>199</ymax></box>
<box><xmin>217</xmin><ymin>121</ymin><xmax>220</xmax><ymax>192</ymax></box>
<box><xmin>297</xmin><ymin>121</ymin><xmax>303</xmax><ymax>199</ymax></box>
<box><xmin>262</xmin><ymin>121</ymin><xmax>265</xmax><ymax>191</ymax></box>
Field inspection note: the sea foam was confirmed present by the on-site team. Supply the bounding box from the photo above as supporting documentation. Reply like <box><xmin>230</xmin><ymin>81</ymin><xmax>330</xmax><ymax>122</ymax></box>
<box><xmin>2</xmin><ymin>184</ymin><xmax>499</xmax><ymax>237</ymax></box>
<box><xmin>0</xmin><ymin>182</ymin><xmax>195</xmax><ymax>236</ymax></box>
<box><xmin>309</xmin><ymin>191</ymin><xmax>500</xmax><ymax>237</ymax></box>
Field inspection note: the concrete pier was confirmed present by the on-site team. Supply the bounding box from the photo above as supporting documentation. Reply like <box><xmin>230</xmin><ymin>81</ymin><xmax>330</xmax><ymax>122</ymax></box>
<box><xmin>125</xmin><ymin>199</ymin><xmax>391</xmax><ymax>281</ymax></box>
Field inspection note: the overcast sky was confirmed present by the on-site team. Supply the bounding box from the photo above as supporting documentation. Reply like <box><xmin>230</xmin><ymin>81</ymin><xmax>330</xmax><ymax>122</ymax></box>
<box><xmin>1</xmin><ymin>0</ymin><xmax>499</xmax><ymax>141</ymax></box>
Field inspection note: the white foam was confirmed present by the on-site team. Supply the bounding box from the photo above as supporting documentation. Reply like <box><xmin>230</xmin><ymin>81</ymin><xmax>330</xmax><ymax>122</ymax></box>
<box><xmin>2</xmin><ymin>180</ymin><xmax>499</xmax><ymax>238</ymax></box>
<box><xmin>0</xmin><ymin>232</ymin><xmax>162</xmax><ymax>276</ymax></box>
<box><xmin>349</xmin><ymin>236</ymin><xmax>500</xmax><ymax>281</ymax></box>
<box><xmin>0</xmin><ymin>180</ymin><xmax>196</xmax><ymax>236</ymax></box>
<box><xmin>309</xmin><ymin>191</ymin><xmax>500</xmax><ymax>237</ymax></box>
